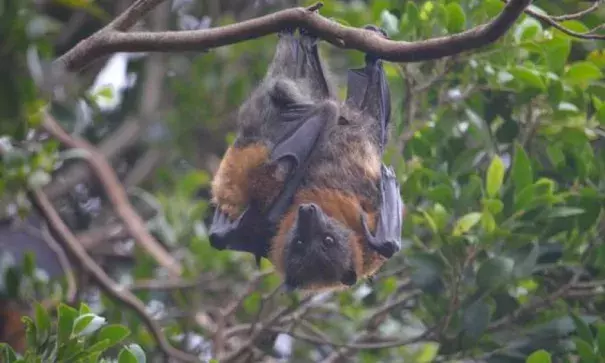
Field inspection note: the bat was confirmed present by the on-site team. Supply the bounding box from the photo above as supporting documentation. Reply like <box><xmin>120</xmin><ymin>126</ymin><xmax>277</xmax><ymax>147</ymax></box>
<box><xmin>209</xmin><ymin>23</ymin><xmax>404</xmax><ymax>291</ymax></box>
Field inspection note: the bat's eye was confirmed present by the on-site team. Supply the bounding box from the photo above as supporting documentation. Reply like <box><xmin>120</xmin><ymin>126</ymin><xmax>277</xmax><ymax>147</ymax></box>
<box><xmin>324</xmin><ymin>235</ymin><xmax>334</xmax><ymax>244</ymax></box>
<box><xmin>296</xmin><ymin>239</ymin><xmax>304</xmax><ymax>246</ymax></box>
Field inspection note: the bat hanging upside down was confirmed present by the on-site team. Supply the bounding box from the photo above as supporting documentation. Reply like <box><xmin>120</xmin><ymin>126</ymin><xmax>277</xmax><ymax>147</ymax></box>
<box><xmin>209</xmin><ymin>19</ymin><xmax>404</xmax><ymax>292</ymax></box>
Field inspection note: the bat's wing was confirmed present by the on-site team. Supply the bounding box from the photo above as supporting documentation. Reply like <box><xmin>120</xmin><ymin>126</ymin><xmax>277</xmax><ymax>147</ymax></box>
<box><xmin>346</xmin><ymin>26</ymin><xmax>402</xmax><ymax>258</ymax></box>
<box><xmin>345</xmin><ymin>68</ymin><xmax>368</xmax><ymax>110</ymax></box>
<box><xmin>266</xmin><ymin>102</ymin><xmax>337</xmax><ymax>224</ymax></box>
<box><xmin>361</xmin><ymin>164</ymin><xmax>403</xmax><ymax>258</ymax></box>
<box><xmin>346</xmin><ymin>25</ymin><xmax>391</xmax><ymax>151</ymax></box>
<box><xmin>209</xmin><ymin>102</ymin><xmax>335</xmax><ymax>265</ymax></box>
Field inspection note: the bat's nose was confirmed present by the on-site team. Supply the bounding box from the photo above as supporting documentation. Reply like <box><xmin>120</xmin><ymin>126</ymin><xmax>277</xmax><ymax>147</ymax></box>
<box><xmin>298</xmin><ymin>203</ymin><xmax>318</xmax><ymax>215</ymax></box>
<box><xmin>297</xmin><ymin>203</ymin><xmax>319</xmax><ymax>235</ymax></box>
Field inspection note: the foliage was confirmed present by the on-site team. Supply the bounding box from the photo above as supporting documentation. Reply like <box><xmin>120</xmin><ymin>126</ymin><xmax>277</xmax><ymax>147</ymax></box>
<box><xmin>0</xmin><ymin>301</ymin><xmax>145</xmax><ymax>363</ymax></box>
<box><xmin>1</xmin><ymin>0</ymin><xmax>605</xmax><ymax>362</ymax></box>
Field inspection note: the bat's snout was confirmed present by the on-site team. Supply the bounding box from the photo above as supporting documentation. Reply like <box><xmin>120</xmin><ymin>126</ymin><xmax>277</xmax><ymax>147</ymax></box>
<box><xmin>297</xmin><ymin>203</ymin><xmax>320</xmax><ymax>236</ymax></box>
<box><xmin>298</xmin><ymin>203</ymin><xmax>318</xmax><ymax>216</ymax></box>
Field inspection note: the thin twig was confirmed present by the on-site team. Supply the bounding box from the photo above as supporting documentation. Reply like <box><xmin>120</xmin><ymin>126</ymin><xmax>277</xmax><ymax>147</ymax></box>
<box><xmin>550</xmin><ymin>0</ymin><xmax>602</xmax><ymax>22</ymax></box>
<box><xmin>487</xmin><ymin>272</ymin><xmax>582</xmax><ymax>332</ymax></box>
<box><xmin>19</xmin><ymin>220</ymin><xmax>77</xmax><ymax>303</ymax></box>
<box><xmin>30</xmin><ymin>189</ymin><xmax>200</xmax><ymax>362</ymax></box>
<box><xmin>213</xmin><ymin>270</ymin><xmax>273</xmax><ymax>357</ymax></box>
<box><xmin>515</xmin><ymin>0</ymin><xmax>605</xmax><ymax>40</ymax></box>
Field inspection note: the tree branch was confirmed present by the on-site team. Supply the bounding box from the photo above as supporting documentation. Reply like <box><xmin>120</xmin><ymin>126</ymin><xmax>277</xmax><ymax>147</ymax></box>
<box><xmin>30</xmin><ymin>189</ymin><xmax>200</xmax><ymax>362</ymax></box>
<box><xmin>41</xmin><ymin>112</ymin><xmax>183</xmax><ymax>276</ymax></box>
<box><xmin>511</xmin><ymin>0</ymin><xmax>605</xmax><ymax>40</ymax></box>
<box><xmin>55</xmin><ymin>0</ymin><xmax>533</xmax><ymax>71</ymax></box>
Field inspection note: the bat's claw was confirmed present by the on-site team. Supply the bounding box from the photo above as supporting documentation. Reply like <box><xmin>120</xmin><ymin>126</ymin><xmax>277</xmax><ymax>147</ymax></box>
<box><xmin>279</xmin><ymin>27</ymin><xmax>296</xmax><ymax>36</ymax></box>
<box><xmin>364</xmin><ymin>25</ymin><xmax>388</xmax><ymax>38</ymax></box>
<box><xmin>209</xmin><ymin>207</ymin><xmax>248</xmax><ymax>250</ymax></box>
<box><xmin>363</xmin><ymin>25</ymin><xmax>389</xmax><ymax>63</ymax></box>
<box><xmin>360</xmin><ymin>164</ymin><xmax>403</xmax><ymax>259</ymax></box>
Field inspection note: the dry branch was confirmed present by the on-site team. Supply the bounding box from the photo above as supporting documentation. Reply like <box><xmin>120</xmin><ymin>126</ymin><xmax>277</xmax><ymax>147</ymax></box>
<box><xmin>31</xmin><ymin>189</ymin><xmax>199</xmax><ymax>362</ymax></box>
<box><xmin>42</xmin><ymin>112</ymin><xmax>182</xmax><ymax>277</ymax></box>
<box><xmin>55</xmin><ymin>0</ymin><xmax>533</xmax><ymax>71</ymax></box>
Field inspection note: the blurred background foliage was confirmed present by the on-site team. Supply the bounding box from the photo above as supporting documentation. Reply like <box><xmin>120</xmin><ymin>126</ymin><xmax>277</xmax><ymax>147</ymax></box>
<box><xmin>1</xmin><ymin>0</ymin><xmax>605</xmax><ymax>362</ymax></box>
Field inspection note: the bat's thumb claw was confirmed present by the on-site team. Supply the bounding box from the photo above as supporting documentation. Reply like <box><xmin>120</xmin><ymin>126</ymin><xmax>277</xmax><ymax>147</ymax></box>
<box><xmin>209</xmin><ymin>233</ymin><xmax>227</xmax><ymax>250</ymax></box>
<box><xmin>376</xmin><ymin>240</ymin><xmax>400</xmax><ymax>259</ymax></box>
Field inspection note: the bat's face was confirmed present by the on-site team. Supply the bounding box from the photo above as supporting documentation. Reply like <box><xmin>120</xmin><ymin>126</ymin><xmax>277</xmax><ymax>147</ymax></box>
<box><xmin>282</xmin><ymin>203</ymin><xmax>357</xmax><ymax>290</ymax></box>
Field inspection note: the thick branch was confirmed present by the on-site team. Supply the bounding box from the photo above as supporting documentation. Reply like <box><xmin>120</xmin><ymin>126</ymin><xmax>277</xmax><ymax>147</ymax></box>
<box><xmin>56</xmin><ymin>0</ymin><xmax>532</xmax><ymax>71</ymax></box>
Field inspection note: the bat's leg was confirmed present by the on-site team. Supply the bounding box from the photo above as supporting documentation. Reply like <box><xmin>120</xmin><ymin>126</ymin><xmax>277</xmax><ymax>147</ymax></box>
<box><xmin>265</xmin><ymin>27</ymin><xmax>302</xmax><ymax>80</ymax></box>
<box><xmin>298</xmin><ymin>26</ymin><xmax>334</xmax><ymax>99</ymax></box>
<box><xmin>360</xmin><ymin>165</ymin><xmax>403</xmax><ymax>258</ymax></box>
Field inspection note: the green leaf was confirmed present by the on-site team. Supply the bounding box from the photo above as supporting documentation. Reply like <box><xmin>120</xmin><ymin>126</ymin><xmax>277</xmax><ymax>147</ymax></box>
<box><xmin>23</xmin><ymin>316</ymin><xmax>37</xmax><ymax>348</ymax></box>
<box><xmin>510</xmin><ymin>66</ymin><xmax>546</xmax><ymax>90</ymax></box>
<box><xmin>476</xmin><ymin>256</ymin><xmax>514</xmax><ymax>291</ymax></box>
<box><xmin>79</xmin><ymin>303</ymin><xmax>92</xmax><ymax>315</ymax></box>
<box><xmin>118</xmin><ymin>348</ymin><xmax>138</xmax><ymax>363</ymax></box>
<box><xmin>511</xmin><ymin>142</ymin><xmax>533</xmax><ymax>193</ymax></box>
<box><xmin>513</xmin><ymin>242</ymin><xmax>539</xmax><ymax>278</ymax></box>
<box><xmin>0</xmin><ymin>343</ymin><xmax>18</xmax><ymax>362</ymax></box>
<box><xmin>588</xmin><ymin>49</ymin><xmax>605</xmax><ymax>68</ymax></box>
<box><xmin>34</xmin><ymin>302</ymin><xmax>51</xmax><ymax>343</ymax></box>
<box><xmin>178</xmin><ymin>170</ymin><xmax>210</xmax><ymax>198</ymax></box>
<box><xmin>596</xmin><ymin>104</ymin><xmax>605</xmax><ymax>125</ymax></box>
<box><xmin>4</xmin><ymin>267</ymin><xmax>20</xmax><ymax>297</ymax></box>
<box><xmin>86</xmin><ymin>339</ymin><xmax>113</xmax><ymax>356</ymax></box>
<box><xmin>483</xmin><ymin>199</ymin><xmax>504</xmax><ymax>215</ymax></box>
<box><xmin>543</xmin><ymin>37</ymin><xmax>571</xmax><ymax>73</ymax></box>
<box><xmin>571</xmin><ymin>312</ymin><xmax>594</xmax><ymax>344</ymax></box>
<box><xmin>405</xmin><ymin>2</ymin><xmax>420</xmax><ymax>27</ymax></box>
<box><xmin>452</xmin><ymin>212</ymin><xmax>482</xmax><ymax>236</ymax></box>
<box><xmin>481</xmin><ymin>210</ymin><xmax>496</xmax><ymax>233</ymax></box>
<box><xmin>415</xmin><ymin>342</ymin><xmax>439</xmax><ymax>363</ymax></box>
<box><xmin>97</xmin><ymin>324</ymin><xmax>131</xmax><ymax>347</ymax></box>
<box><xmin>57</xmin><ymin>303</ymin><xmax>78</xmax><ymax>344</ymax></box>
<box><xmin>564</xmin><ymin>61</ymin><xmax>602</xmax><ymax>88</ymax></box>
<box><xmin>596</xmin><ymin>324</ymin><xmax>605</xmax><ymax>355</ymax></box>
<box><xmin>514</xmin><ymin>17</ymin><xmax>542</xmax><ymax>43</ymax></box>
<box><xmin>22</xmin><ymin>252</ymin><xmax>35</xmax><ymax>277</ymax></box>
<box><xmin>243</xmin><ymin>292</ymin><xmax>262</xmax><ymax>314</ymax></box>
<box><xmin>93</xmin><ymin>86</ymin><xmax>113</xmax><ymax>101</ymax></box>
<box><xmin>556</xmin><ymin>20</ymin><xmax>590</xmax><ymax>39</ymax></box>
<box><xmin>380</xmin><ymin>10</ymin><xmax>399</xmax><ymax>35</ymax></box>
<box><xmin>124</xmin><ymin>344</ymin><xmax>146</xmax><ymax>363</ymax></box>
<box><xmin>526</xmin><ymin>349</ymin><xmax>551</xmax><ymax>363</ymax></box>
<box><xmin>445</xmin><ymin>3</ymin><xmax>465</xmax><ymax>33</ymax></box>
<box><xmin>408</xmin><ymin>252</ymin><xmax>445</xmax><ymax>290</ymax></box>
<box><xmin>463</xmin><ymin>299</ymin><xmax>492</xmax><ymax>340</ymax></box>
<box><xmin>574</xmin><ymin>338</ymin><xmax>597</xmax><ymax>363</ymax></box>
<box><xmin>73</xmin><ymin>313</ymin><xmax>106</xmax><ymax>337</ymax></box>
<box><xmin>546</xmin><ymin>207</ymin><xmax>585</xmax><ymax>219</ymax></box>
<box><xmin>486</xmin><ymin>155</ymin><xmax>505</xmax><ymax>198</ymax></box>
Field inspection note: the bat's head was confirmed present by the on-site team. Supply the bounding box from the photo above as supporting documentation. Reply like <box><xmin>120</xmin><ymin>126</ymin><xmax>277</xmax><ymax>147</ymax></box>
<box><xmin>282</xmin><ymin>203</ymin><xmax>357</xmax><ymax>291</ymax></box>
